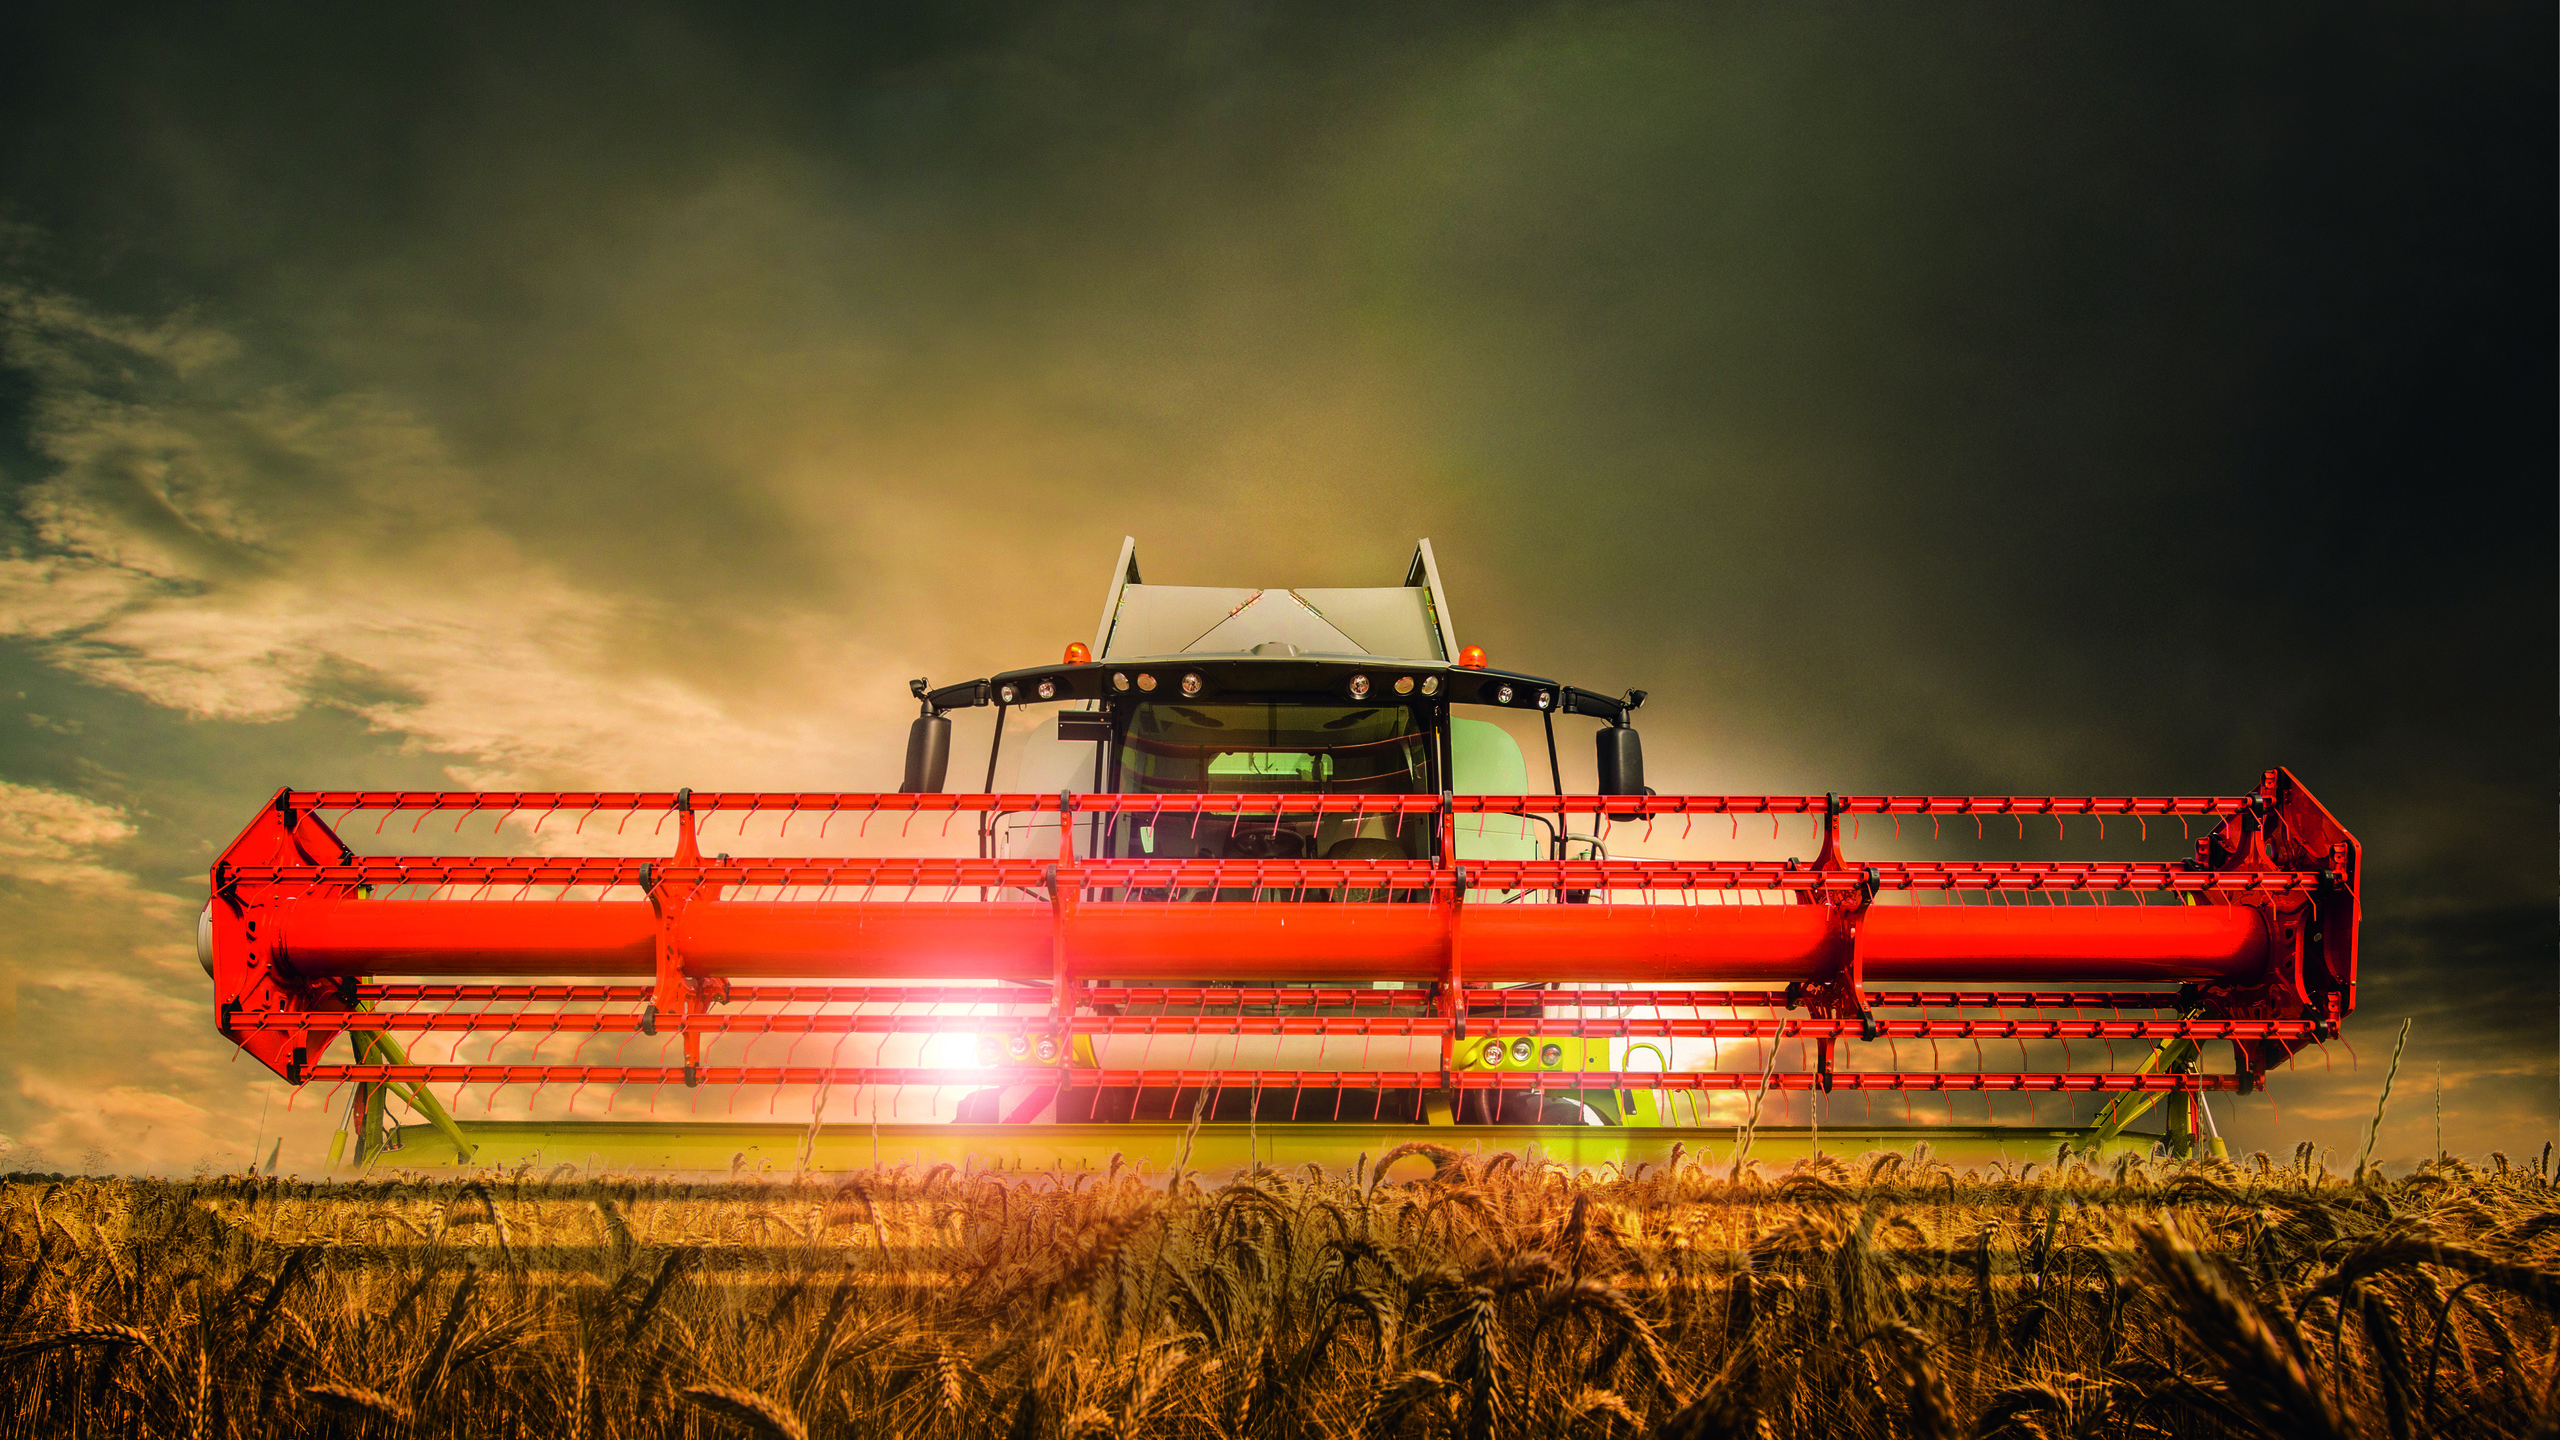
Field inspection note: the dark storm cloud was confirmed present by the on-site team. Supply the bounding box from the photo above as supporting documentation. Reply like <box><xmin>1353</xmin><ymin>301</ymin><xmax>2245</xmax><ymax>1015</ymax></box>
<box><xmin>0</xmin><ymin>1</ymin><xmax>2545</xmax><ymax>1169</ymax></box>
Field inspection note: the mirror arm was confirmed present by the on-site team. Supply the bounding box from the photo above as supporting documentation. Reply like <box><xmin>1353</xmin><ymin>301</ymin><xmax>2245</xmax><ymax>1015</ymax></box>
<box><xmin>1557</xmin><ymin>686</ymin><xmax>1645</xmax><ymax>725</ymax></box>
<box><xmin>918</xmin><ymin>677</ymin><xmax>995</xmax><ymax>715</ymax></box>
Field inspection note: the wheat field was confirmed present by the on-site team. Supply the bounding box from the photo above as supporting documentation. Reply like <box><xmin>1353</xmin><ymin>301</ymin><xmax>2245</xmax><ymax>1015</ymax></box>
<box><xmin>1</xmin><ymin>1142</ymin><xmax>2554</xmax><ymax>1439</ymax></box>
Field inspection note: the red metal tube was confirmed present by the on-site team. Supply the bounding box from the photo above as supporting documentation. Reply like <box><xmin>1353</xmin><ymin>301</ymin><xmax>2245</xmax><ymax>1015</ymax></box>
<box><xmin>277</xmin><ymin>896</ymin><xmax>2269</xmax><ymax>984</ymax></box>
<box><xmin>290</xmin><ymin>789</ymin><xmax>2258</xmax><ymax>820</ymax></box>
<box><xmin>228</xmin><ymin>1011</ymin><xmax>2312</xmax><ymax>1042</ymax></box>
<box><xmin>299</xmin><ymin>1062</ymin><xmax>2239</xmax><ymax>1093</ymax></box>
<box><xmin>347</xmin><ymin>984</ymin><xmax>2197</xmax><ymax>1010</ymax></box>
<box><xmin>1859</xmin><ymin>906</ymin><xmax>2270</xmax><ymax>980</ymax></box>
<box><xmin>221</xmin><ymin>857</ymin><xmax>2319</xmax><ymax>893</ymax></box>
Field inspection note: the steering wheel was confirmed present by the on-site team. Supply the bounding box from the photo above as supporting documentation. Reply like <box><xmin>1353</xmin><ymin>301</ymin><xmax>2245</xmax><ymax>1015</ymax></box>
<box><xmin>1225</xmin><ymin>828</ymin><xmax>1309</xmax><ymax>859</ymax></box>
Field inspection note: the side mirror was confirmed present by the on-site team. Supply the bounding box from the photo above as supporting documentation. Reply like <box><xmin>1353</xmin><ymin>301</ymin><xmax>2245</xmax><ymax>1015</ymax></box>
<box><xmin>1596</xmin><ymin>724</ymin><xmax>1646</xmax><ymax>821</ymax></box>
<box><xmin>900</xmin><ymin>713</ymin><xmax>952</xmax><ymax>793</ymax></box>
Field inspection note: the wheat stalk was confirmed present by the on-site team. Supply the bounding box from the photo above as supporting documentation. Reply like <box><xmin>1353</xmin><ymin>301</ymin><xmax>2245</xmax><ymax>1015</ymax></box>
<box><xmin>0</xmin><ymin>1322</ymin><xmax>158</xmax><ymax>1364</ymax></box>
<box><xmin>1362</xmin><ymin>1369</ymin><xmax>1449</xmax><ymax>1438</ymax></box>
<box><xmin>2130</xmin><ymin>1220</ymin><xmax>2344</xmax><ymax>1440</ymax></box>
<box><xmin>679</xmin><ymin>1384</ymin><xmax>809</xmax><ymax>1440</ymax></box>
<box><xmin>1061</xmin><ymin>1401</ymin><xmax>1119</xmax><ymax>1437</ymax></box>
<box><xmin>1567</xmin><ymin>1386</ymin><xmax>1638</xmax><ymax>1434</ymax></box>
<box><xmin>1729</xmin><ymin>1021</ymin><xmax>1791</xmax><ymax>1180</ymax></box>
<box><xmin>16</xmin><ymin>1155</ymin><xmax>2560</xmax><ymax>1440</ymax></box>
<box><xmin>2355</xmin><ymin>1017</ymin><xmax>2414</xmax><ymax>1180</ymax></box>
<box><xmin>1973</xmin><ymin>1380</ymin><xmax>2070</xmax><ymax>1439</ymax></box>
<box><xmin>301</xmin><ymin>1380</ymin><xmax>413</xmax><ymax>1422</ymax></box>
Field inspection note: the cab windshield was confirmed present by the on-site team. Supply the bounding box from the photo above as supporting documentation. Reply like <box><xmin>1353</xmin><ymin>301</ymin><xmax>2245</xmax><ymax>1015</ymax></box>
<box><xmin>1118</xmin><ymin>703</ymin><xmax>1431</xmax><ymax>794</ymax></box>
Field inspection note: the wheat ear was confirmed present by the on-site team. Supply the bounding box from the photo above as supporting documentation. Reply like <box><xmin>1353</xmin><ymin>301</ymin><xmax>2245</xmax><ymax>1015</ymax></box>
<box><xmin>300</xmin><ymin>1381</ymin><xmax>413</xmax><ymax>1423</ymax></box>
<box><xmin>2130</xmin><ymin>1220</ymin><xmax>2344</xmax><ymax>1440</ymax></box>
<box><xmin>677</xmin><ymin>1384</ymin><xmax>809</xmax><ymax>1440</ymax></box>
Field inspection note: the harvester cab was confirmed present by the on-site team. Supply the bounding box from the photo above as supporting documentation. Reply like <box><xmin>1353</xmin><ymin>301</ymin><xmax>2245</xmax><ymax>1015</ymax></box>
<box><xmin>907</xmin><ymin>540</ymin><xmax>1655</xmax><ymax>1126</ymax></box>
<box><xmin>910</xmin><ymin>537</ymin><xmax>1645</xmax><ymax>861</ymax></box>
<box><xmin>201</xmin><ymin>537</ymin><xmax>2362</xmax><ymax>1172</ymax></box>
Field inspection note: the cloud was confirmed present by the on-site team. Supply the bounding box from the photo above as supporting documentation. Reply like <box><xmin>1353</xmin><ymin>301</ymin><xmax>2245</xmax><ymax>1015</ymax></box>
<box><xmin>2</xmin><ymin>1072</ymin><xmax>314</xmax><ymax>1178</ymax></box>
<box><xmin>0</xmin><ymin>557</ymin><xmax>151</xmax><ymax>639</ymax></box>
<box><xmin>0</xmin><ymin>778</ymin><xmax>160</xmax><ymax>894</ymax></box>
<box><xmin>14</xmin><ymin>1072</ymin><xmax>211</xmax><ymax>1128</ymax></box>
<box><xmin>0</xmin><ymin>783</ymin><xmax>237</xmax><ymax>1173</ymax></box>
<box><xmin>14</xmin><ymin>951</ymin><xmax>199</xmax><ymax>1015</ymax></box>
<box><xmin>0</xmin><ymin>282</ymin><xmax>903</xmax><ymax>789</ymax></box>
<box><xmin>0</xmin><ymin>865</ymin><xmax>306</xmax><ymax>1175</ymax></box>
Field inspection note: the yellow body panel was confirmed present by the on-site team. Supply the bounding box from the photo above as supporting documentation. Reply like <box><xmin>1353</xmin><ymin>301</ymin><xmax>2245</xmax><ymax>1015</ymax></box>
<box><xmin>369</xmin><ymin>1119</ymin><xmax>2160</xmax><ymax>1177</ymax></box>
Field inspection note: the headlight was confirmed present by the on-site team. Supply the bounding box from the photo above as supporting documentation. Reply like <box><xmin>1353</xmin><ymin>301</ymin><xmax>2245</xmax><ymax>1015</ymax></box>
<box><xmin>1420</xmin><ymin>676</ymin><xmax>1441</xmax><ymax>697</ymax></box>
<box><xmin>976</xmin><ymin>1036</ymin><xmax>1002</xmax><ymax>1067</ymax></box>
<box><xmin>1037</xmin><ymin>679</ymin><xmax>1057</xmax><ymax>700</ymax></box>
<box><xmin>1180</xmin><ymin>672</ymin><xmax>1204</xmax><ymax>697</ymax></box>
<box><xmin>998</xmin><ymin>683</ymin><xmax>1018</xmax><ymax>703</ymax></box>
<box><xmin>1112</xmin><ymin>672</ymin><xmax>1130</xmax><ymax>691</ymax></box>
<box><xmin>1034</xmin><ymin>1035</ymin><xmax>1060</xmax><ymax>1063</ymax></box>
<box><xmin>1496</xmin><ymin>684</ymin><xmax>1515</xmax><ymax>704</ymax></box>
<box><xmin>1540</xmin><ymin>1043</ymin><xmax>1563</xmax><ymax>1067</ymax></box>
<box><xmin>1347</xmin><ymin>674</ymin><xmax>1369</xmax><ymax>700</ymax></box>
<box><xmin>1480</xmin><ymin>1045</ymin><xmax>1504</xmax><ymax>1068</ymax></box>
<box><xmin>1007</xmin><ymin>1034</ymin><xmax>1029</xmax><ymax>1058</ymax></box>
<box><xmin>1510</xmin><ymin>1037</ymin><xmax>1533</xmax><ymax>1063</ymax></box>
<box><xmin>1137</xmin><ymin>673</ymin><xmax>1157</xmax><ymax>692</ymax></box>
<box><xmin>1393</xmin><ymin>676</ymin><xmax>1414</xmax><ymax>695</ymax></box>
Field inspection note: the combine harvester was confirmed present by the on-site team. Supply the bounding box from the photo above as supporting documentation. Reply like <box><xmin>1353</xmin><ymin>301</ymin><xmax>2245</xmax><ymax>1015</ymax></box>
<box><xmin>201</xmin><ymin>540</ymin><xmax>2361</xmax><ymax>1174</ymax></box>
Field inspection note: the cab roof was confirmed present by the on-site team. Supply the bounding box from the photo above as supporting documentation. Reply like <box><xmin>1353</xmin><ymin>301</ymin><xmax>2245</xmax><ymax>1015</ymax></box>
<box><xmin>1091</xmin><ymin>537</ymin><xmax>1458</xmax><ymax>663</ymax></box>
<box><xmin>914</xmin><ymin>538</ymin><xmax>1642</xmax><ymax>725</ymax></box>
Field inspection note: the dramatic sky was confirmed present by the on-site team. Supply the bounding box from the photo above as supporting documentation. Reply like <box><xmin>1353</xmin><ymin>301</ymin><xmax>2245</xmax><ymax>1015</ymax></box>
<box><xmin>0</xmin><ymin>2</ymin><xmax>2548</xmax><ymax>1173</ymax></box>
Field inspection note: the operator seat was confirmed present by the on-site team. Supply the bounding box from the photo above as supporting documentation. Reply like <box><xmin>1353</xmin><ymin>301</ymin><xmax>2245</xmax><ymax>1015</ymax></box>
<box><xmin>1322</xmin><ymin>835</ymin><xmax>1409</xmax><ymax>904</ymax></box>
